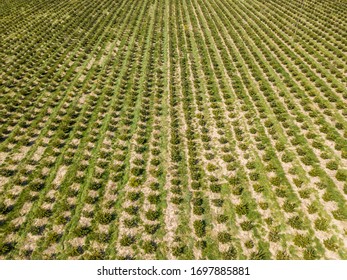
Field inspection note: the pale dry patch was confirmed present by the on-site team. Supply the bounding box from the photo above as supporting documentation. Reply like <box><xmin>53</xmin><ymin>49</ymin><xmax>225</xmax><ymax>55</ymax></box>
<box><xmin>86</xmin><ymin>56</ymin><xmax>96</xmax><ymax>70</ymax></box>
<box><xmin>52</xmin><ymin>165</ymin><xmax>68</xmax><ymax>186</ymax></box>
<box><xmin>42</xmin><ymin>137</ymin><xmax>50</xmax><ymax>145</ymax></box>
<box><xmin>98</xmin><ymin>224</ymin><xmax>109</xmax><ymax>234</ymax></box>
<box><xmin>41</xmin><ymin>202</ymin><xmax>54</xmax><ymax>210</ymax></box>
<box><xmin>42</xmin><ymin>244</ymin><xmax>58</xmax><ymax>258</ymax></box>
<box><xmin>90</xmin><ymin>241</ymin><xmax>105</xmax><ymax>251</ymax></box>
<box><xmin>82</xmin><ymin>203</ymin><xmax>94</xmax><ymax>213</ymax></box>
<box><xmin>69</xmin><ymin>237</ymin><xmax>86</xmax><ymax>248</ymax></box>
<box><xmin>22</xmin><ymin>233</ymin><xmax>40</xmax><ymax>251</ymax></box>
<box><xmin>0</xmin><ymin>152</ymin><xmax>8</xmax><ymax>165</ymax></box>
<box><xmin>33</xmin><ymin>218</ymin><xmax>48</xmax><ymax>227</ymax></box>
<box><xmin>67</xmin><ymin>197</ymin><xmax>76</xmax><ymax>205</ymax></box>
<box><xmin>79</xmin><ymin>216</ymin><xmax>92</xmax><ymax>227</ymax></box>
<box><xmin>46</xmin><ymin>189</ymin><xmax>57</xmax><ymax>199</ymax></box>
<box><xmin>8</xmin><ymin>185</ymin><xmax>22</xmax><ymax>197</ymax></box>
<box><xmin>99</xmin><ymin>55</ymin><xmax>108</xmax><ymax>66</ymax></box>
<box><xmin>32</xmin><ymin>146</ymin><xmax>45</xmax><ymax>162</ymax></box>
<box><xmin>12</xmin><ymin>216</ymin><xmax>26</xmax><ymax>228</ymax></box>
<box><xmin>42</xmin><ymin>167</ymin><xmax>50</xmax><ymax>176</ymax></box>
<box><xmin>20</xmin><ymin>202</ymin><xmax>33</xmax><ymax>215</ymax></box>
<box><xmin>53</xmin><ymin>224</ymin><xmax>65</xmax><ymax>234</ymax></box>
<box><xmin>78</xmin><ymin>74</ymin><xmax>86</xmax><ymax>82</ymax></box>
<box><xmin>88</xmin><ymin>190</ymin><xmax>99</xmax><ymax>198</ymax></box>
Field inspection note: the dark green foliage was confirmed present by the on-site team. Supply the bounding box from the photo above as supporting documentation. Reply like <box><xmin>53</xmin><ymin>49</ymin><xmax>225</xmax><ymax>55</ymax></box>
<box><xmin>193</xmin><ymin>220</ymin><xmax>206</xmax><ymax>237</ymax></box>
<box><xmin>0</xmin><ymin>242</ymin><xmax>16</xmax><ymax>255</ymax></box>
<box><xmin>222</xmin><ymin>246</ymin><xmax>237</xmax><ymax>259</ymax></box>
<box><xmin>74</xmin><ymin>226</ymin><xmax>91</xmax><ymax>237</ymax></box>
<box><xmin>144</xmin><ymin>224</ymin><xmax>160</xmax><ymax>235</ymax></box>
<box><xmin>288</xmin><ymin>215</ymin><xmax>304</xmax><ymax>229</ymax></box>
<box><xmin>336</xmin><ymin>169</ymin><xmax>347</xmax><ymax>181</ymax></box>
<box><xmin>120</xmin><ymin>235</ymin><xmax>135</xmax><ymax>246</ymax></box>
<box><xmin>250</xmin><ymin>249</ymin><xmax>268</xmax><ymax>260</ymax></box>
<box><xmin>303</xmin><ymin>248</ymin><xmax>318</xmax><ymax>260</ymax></box>
<box><xmin>240</xmin><ymin>221</ymin><xmax>253</xmax><ymax>231</ymax></box>
<box><xmin>97</xmin><ymin>212</ymin><xmax>116</xmax><ymax>224</ymax></box>
<box><xmin>217</xmin><ymin>214</ymin><xmax>228</xmax><ymax>224</ymax></box>
<box><xmin>235</xmin><ymin>203</ymin><xmax>249</xmax><ymax>216</ymax></box>
<box><xmin>293</xmin><ymin>234</ymin><xmax>311</xmax><ymax>248</ymax></box>
<box><xmin>217</xmin><ymin>231</ymin><xmax>232</xmax><ymax>243</ymax></box>
<box><xmin>145</xmin><ymin>209</ymin><xmax>160</xmax><ymax>221</ymax></box>
<box><xmin>142</xmin><ymin>240</ymin><xmax>157</xmax><ymax>254</ymax></box>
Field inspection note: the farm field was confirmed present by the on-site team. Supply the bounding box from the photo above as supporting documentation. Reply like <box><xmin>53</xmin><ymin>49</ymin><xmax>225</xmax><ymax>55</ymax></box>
<box><xmin>0</xmin><ymin>0</ymin><xmax>347</xmax><ymax>260</ymax></box>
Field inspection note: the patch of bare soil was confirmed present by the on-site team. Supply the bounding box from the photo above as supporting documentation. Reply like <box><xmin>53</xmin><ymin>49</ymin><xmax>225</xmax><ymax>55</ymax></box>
<box><xmin>52</xmin><ymin>165</ymin><xmax>68</xmax><ymax>186</ymax></box>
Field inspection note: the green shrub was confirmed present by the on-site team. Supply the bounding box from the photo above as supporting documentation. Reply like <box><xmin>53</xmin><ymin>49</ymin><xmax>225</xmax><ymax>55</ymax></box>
<box><xmin>336</xmin><ymin>169</ymin><xmax>347</xmax><ymax>181</ymax></box>
<box><xmin>332</xmin><ymin>209</ymin><xmax>347</xmax><ymax>221</ymax></box>
<box><xmin>293</xmin><ymin>234</ymin><xmax>311</xmax><ymax>248</ymax></box>
<box><xmin>222</xmin><ymin>154</ymin><xmax>234</xmax><ymax>163</ymax></box>
<box><xmin>98</xmin><ymin>212</ymin><xmax>115</xmax><ymax>224</ymax></box>
<box><xmin>124</xmin><ymin>206</ymin><xmax>138</xmax><ymax>215</ymax></box>
<box><xmin>299</xmin><ymin>189</ymin><xmax>311</xmax><ymax>199</ymax></box>
<box><xmin>288</xmin><ymin>216</ymin><xmax>304</xmax><ymax>229</ymax></box>
<box><xmin>303</xmin><ymin>248</ymin><xmax>318</xmax><ymax>260</ymax></box>
<box><xmin>29</xmin><ymin>180</ymin><xmax>45</xmax><ymax>191</ymax></box>
<box><xmin>217</xmin><ymin>214</ymin><xmax>228</xmax><ymax>224</ymax></box>
<box><xmin>120</xmin><ymin>235</ymin><xmax>135</xmax><ymax>246</ymax></box>
<box><xmin>171</xmin><ymin>196</ymin><xmax>183</xmax><ymax>205</ymax></box>
<box><xmin>249</xmin><ymin>172</ymin><xmax>260</xmax><ymax>181</ymax></box>
<box><xmin>75</xmin><ymin>226</ymin><xmax>91</xmax><ymax>237</ymax></box>
<box><xmin>275</xmin><ymin>187</ymin><xmax>287</xmax><ymax>198</ymax></box>
<box><xmin>235</xmin><ymin>203</ymin><xmax>249</xmax><ymax>216</ymax></box>
<box><xmin>250</xmin><ymin>249</ymin><xmax>267</xmax><ymax>260</ymax></box>
<box><xmin>37</xmin><ymin>208</ymin><xmax>53</xmax><ymax>218</ymax></box>
<box><xmin>0</xmin><ymin>242</ymin><xmax>16</xmax><ymax>255</ymax></box>
<box><xmin>46</xmin><ymin>232</ymin><xmax>62</xmax><ymax>243</ymax></box>
<box><xmin>210</xmin><ymin>183</ymin><xmax>222</xmax><ymax>193</ymax></box>
<box><xmin>281</xmin><ymin>153</ymin><xmax>293</xmax><ymax>162</ymax></box>
<box><xmin>271</xmin><ymin>176</ymin><xmax>282</xmax><ymax>187</ymax></box>
<box><xmin>283</xmin><ymin>201</ymin><xmax>296</xmax><ymax>213</ymax></box>
<box><xmin>131</xmin><ymin>167</ymin><xmax>144</xmax><ymax>177</ymax></box>
<box><xmin>326</xmin><ymin>161</ymin><xmax>338</xmax><ymax>170</ymax></box>
<box><xmin>264</xmin><ymin>217</ymin><xmax>273</xmax><ymax>225</ymax></box>
<box><xmin>145</xmin><ymin>209</ymin><xmax>160</xmax><ymax>221</ymax></box>
<box><xmin>129</xmin><ymin>177</ymin><xmax>142</xmax><ymax>187</ymax></box>
<box><xmin>195</xmin><ymin>240</ymin><xmax>207</xmax><ymax>249</ymax></box>
<box><xmin>124</xmin><ymin>217</ymin><xmax>140</xmax><ymax>228</ymax></box>
<box><xmin>218</xmin><ymin>231</ymin><xmax>232</xmax><ymax>243</ymax></box>
<box><xmin>127</xmin><ymin>191</ymin><xmax>141</xmax><ymax>201</ymax></box>
<box><xmin>148</xmin><ymin>194</ymin><xmax>160</xmax><ymax>205</ymax></box>
<box><xmin>240</xmin><ymin>221</ymin><xmax>253</xmax><ymax>231</ymax></box>
<box><xmin>314</xmin><ymin>218</ymin><xmax>329</xmax><ymax>231</ymax></box>
<box><xmin>293</xmin><ymin>178</ymin><xmax>304</xmax><ymax>188</ymax></box>
<box><xmin>308</xmin><ymin>167</ymin><xmax>321</xmax><ymax>177</ymax></box>
<box><xmin>245</xmin><ymin>240</ymin><xmax>254</xmax><ymax>249</ymax></box>
<box><xmin>253</xmin><ymin>184</ymin><xmax>264</xmax><ymax>193</ymax></box>
<box><xmin>191</xmin><ymin>181</ymin><xmax>201</xmax><ymax>190</ymax></box>
<box><xmin>207</xmin><ymin>163</ymin><xmax>217</xmax><ymax>172</ymax></box>
<box><xmin>172</xmin><ymin>244</ymin><xmax>186</xmax><ymax>257</ymax></box>
<box><xmin>142</xmin><ymin>240</ymin><xmax>157</xmax><ymax>254</ymax></box>
<box><xmin>276</xmin><ymin>250</ymin><xmax>290</xmax><ymax>260</ymax></box>
<box><xmin>193</xmin><ymin>220</ymin><xmax>206</xmax><ymax>237</ymax></box>
<box><xmin>269</xmin><ymin>229</ymin><xmax>281</xmax><ymax>242</ymax></box>
<box><xmin>193</xmin><ymin>206</ymin><xmax>204</xmax><ymax>215</ymax></box>
<box><xmin>259</xmin><ymin>202</ymin><xmax>268</xmax><ymax>210</ymax></box>
<box><xmin>212</xmin><ymin>199</ymin><xmax>223</xmax><ymax>207</ymax></box>
<box><xmin>324</xmin><ymin>237</ymin><xmax>338</xmax><ymax>251</ymax></box>
<box><xmin>232</xmin><ymin>185</ymin><xmax>244</xmax><ymax>195</ymax></box>
<box><xmin>322</xmin><ymin>190</ymin><xmax>335</xmax><ymax>202</ymax></box>
<box><xmin>222</xmin><ymin>246</ymin><xmax>237</xmax><ymax>259</ymax></box>
<box><xmin>144</xmin><ymin>223</ymin><xmax>160</xmax><ymax>235</ymax></box>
